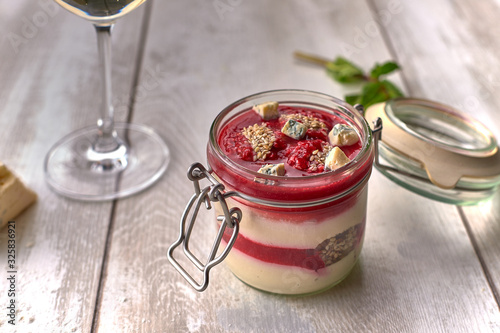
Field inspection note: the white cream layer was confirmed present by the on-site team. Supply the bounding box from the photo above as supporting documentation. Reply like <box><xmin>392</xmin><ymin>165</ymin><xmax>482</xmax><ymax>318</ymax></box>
<box><xmin>215</xmin><ymin>187</ymin><xmax>367</xmax><ymax>249</ymax></box>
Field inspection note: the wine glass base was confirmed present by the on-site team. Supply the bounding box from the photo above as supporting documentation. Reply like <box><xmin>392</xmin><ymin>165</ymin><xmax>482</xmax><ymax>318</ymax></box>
<box><xmin>44</xmin><ymin>123</ymin><xmax>170</xmax><ymax>201</ymax></box>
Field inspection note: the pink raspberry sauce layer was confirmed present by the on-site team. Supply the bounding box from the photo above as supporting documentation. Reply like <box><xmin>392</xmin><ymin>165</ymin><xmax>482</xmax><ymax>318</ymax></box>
<box><xmin>222</xmin><ymin>219</ymin><xmax>365</xmax><ymax>270</ymax></box>
<box><xmin>208</xmin><ymin>105</ymin><xmax>373</xmax><ymax>203</ymax></box>
<box><xmin>218</xmin><ymin>105</ymin><xmax>361</xmax><ymax>176</ymax></box>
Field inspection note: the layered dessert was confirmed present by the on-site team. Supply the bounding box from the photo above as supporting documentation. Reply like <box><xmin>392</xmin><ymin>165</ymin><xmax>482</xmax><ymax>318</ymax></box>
<box><xmin>208</xmin><ymin>99</ymin><xmax>372</xmax><ymax>295</ymax></box>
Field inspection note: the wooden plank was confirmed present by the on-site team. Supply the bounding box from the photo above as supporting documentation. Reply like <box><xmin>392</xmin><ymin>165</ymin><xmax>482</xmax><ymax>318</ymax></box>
<box><xmin>452</xmin><ymin>0</ymin><xmax>500</xmax><ymax>307</ymax></box>
<box><xmin>369</xmin><ymin>0</ymin><xmax>500</xmax><ymax>307</ymax></box>
<box><xmin>0</xmin><ymin>0</ymin><xmax>146</xmax><ymax>331</ymax></box>
<box><xmin>459</xmin><ymin>191</ymin><xmax>500</xmax><ymax>307</ymax></box>
<box><xmin>96</xmin><ymin>0</ymin><xmax>499</xmax><ymax>331</ymax></box>
<box><xmin>368</xmin><ymin>0</ymin><xmax>500</xmax><ymax>137</ymax></box>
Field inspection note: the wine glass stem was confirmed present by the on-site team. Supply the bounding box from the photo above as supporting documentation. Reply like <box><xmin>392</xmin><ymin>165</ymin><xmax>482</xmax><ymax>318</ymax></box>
<box><xmin>95</xmin><ymin>24</ymin><xmax>117</xmax><ymax>150</ymax></box>
<box><xmin>85</xmin><ymin>24</ymin><xmax>128</xmax><ymax>172</ymax></box>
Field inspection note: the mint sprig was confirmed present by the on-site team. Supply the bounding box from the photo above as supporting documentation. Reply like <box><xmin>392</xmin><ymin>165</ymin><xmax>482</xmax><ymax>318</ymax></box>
<box><xmin>325</xmin><ymin>57</ymin><xmax>365</xmax><ymax>84</ymax></box>
<box><xmin>294</xmin><ymin>52</ymin><xmax>404</xmax><ymax>108</ymax></box>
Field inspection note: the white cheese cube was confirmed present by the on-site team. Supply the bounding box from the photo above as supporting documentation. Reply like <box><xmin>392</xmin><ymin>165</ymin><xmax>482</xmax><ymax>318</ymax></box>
<box><xmin>281</xmin><ymin>119</ymin><xmax>307</xmax><ymax>140</ymax></box>
<box><xmin>0</xmin><ymin>162</ymin><xmax>37</xmax><ymax>228</ymax></box>
<box><xmin>324</xmin><ymin>147</ymin><xmax>351</xmax><ymax>171</ymax></box>
<box><xmin>253</xmin><ymin>101</ymin><xmax>279</xmax><ymax>120</ymax></box>
<box><xmin>257</xmin><ymin>163</ymin><xmax>286</xmax><ymax>176</ymax></box>
<box><xmin>328</xmin><ymin>124</ymin><xmax>359</xmax><ymax>146</ymax></box>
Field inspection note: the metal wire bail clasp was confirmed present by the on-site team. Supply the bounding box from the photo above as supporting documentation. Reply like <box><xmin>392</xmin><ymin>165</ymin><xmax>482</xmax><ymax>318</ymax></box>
<box><xmin>167</xmin><ymin>163</ymin><xmax>241</xmax><ymax>292</ymax></box>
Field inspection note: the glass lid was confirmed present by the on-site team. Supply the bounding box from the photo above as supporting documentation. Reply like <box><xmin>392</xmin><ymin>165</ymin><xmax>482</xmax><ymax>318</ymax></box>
<box><xmin>385</xmin><ymin>99</ymin><xmax>497</xmax><ymax>157</ymax></box>
<box><xmin>364</xmin><ymin>98</ymin><xmax>500</xmax><ymax>205</ymax></box>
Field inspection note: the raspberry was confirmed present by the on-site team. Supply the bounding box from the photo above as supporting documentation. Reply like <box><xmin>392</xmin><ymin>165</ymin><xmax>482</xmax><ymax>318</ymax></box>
<box><xmin>286</xmin><ymin>140</ymin><xmax>324</xmax><ymax>171</ymax></box>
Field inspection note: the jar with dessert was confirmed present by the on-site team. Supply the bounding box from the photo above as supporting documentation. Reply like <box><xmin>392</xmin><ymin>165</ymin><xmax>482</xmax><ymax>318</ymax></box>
<box><xmin>168</xmin><ymin>90</ymin><xmax>375</xmax><ymax>295</ymax></box>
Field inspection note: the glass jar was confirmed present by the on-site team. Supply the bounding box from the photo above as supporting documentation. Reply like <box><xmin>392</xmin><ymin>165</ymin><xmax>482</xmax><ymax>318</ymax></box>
<box><xmin>202</xmin><ymin>90</ymin><xmax>374</xmax><ymax>295</ymax></box>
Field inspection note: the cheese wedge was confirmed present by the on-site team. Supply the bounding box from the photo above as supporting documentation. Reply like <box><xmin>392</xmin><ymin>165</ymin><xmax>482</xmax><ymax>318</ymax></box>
<box><xmin>281</xmin><ymin>119</ymin><xmax>307</xmax><ymax>140</ymax></box>
<box><xmin>325</xmin><ymin>147</ymin><xmax>351</xmax><ymax>171</ymax></box>
<box><xmin>253</xmin><ymin>101</ymin><xmax>279</xmax><ymax>120</ymax></box>
<box><xmin>328</xmin><ymin>124</ymin><xmax>359</xmax><ymax>146</ymax></box>
<box><xmin>258</xmin><ymin>163</ymin><xmax>286</xmax><ymax>176</ymax></box>
<box><xmin>0</xmin><ymin>163</ymin><xmax>37</xmax><ymax>228</ymax></box>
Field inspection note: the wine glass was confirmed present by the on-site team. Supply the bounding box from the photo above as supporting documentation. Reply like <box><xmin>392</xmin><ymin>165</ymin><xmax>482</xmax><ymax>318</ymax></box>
<box><xmin>44</xmin><ymin>0</ymin><xmax>170</xmax><ymax>201</ymax></box>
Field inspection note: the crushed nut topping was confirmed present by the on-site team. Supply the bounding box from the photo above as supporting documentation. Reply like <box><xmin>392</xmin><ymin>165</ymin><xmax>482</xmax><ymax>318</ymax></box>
<box><xmin>315</xmin><ymin>224</ymin><xmax>361</xmax><ymax>266</ymax></box>
<box><xmin>280</xmin><ymin>114</ymin><xmax>327</xmax><ymax>131</ymax></box>
<box><xmin>308</xmin><ymin>143</ymin><xmax>333</xmax><ymax>172</ymax></box>
<box><xmin>241</xmin><ymin>123</ymin><xmax>276</xmax><ymax>161</ymax></box>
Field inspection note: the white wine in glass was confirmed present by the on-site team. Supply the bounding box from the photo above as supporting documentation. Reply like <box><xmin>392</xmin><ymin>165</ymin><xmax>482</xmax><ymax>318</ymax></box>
<box><xmin>55</xmin><ymin>0</ymin><xmax>146</xmax><ymax>25</ymax></box>
<box><xmin>45</xmin><ymin>0</ymin><xmax>170</xmax><ymax>201</ymax></box>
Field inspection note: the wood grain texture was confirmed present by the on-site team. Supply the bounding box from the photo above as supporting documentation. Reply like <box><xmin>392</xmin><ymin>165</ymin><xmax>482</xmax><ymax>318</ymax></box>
<box><xmin>1</xmin><ymin>0</ymin><xmax>499</xmax><ymax>332</ymax></box>
<box><xmin>460</xmin><ymin>185</ymin><xmax>500</xmax><ymax>307</ymax></box>
<box><xmin>95</xmin><ymin>0</ymin><xmax>500</xmax><ymax>332</ymax></box>
<box><xmin>370</xmin><ymin>0</ymin><xmax>500</xmax><ymax>309</ymax></box>
<box><xmin>0</xmin><ymin>1</ymin><xmax>146</xmax><ymax>331</ymax></box>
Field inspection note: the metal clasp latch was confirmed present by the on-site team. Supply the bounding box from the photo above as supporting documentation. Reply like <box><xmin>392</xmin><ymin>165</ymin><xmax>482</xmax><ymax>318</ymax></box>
<box><xmin>167</xmin><ymin>163</ymin><xmax>242</xmax><ymax>292</ymax></box>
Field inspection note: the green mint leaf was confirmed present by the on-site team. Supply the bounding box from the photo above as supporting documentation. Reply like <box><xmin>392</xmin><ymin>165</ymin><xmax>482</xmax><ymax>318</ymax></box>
<box><xmin>370</xmin><ymin>61</ymin><xmax>400</xmax><ymax>80</ymax></box>
<box><xmin>345</xmin><ymin>94</ymin><xmax>362</xmax><ymax>106</ymax></box>
<box><xmin>359</xmin><ymin>82</ymin><xmax>390</xmax><ymax>108</ymax></box>
<box><xmin>326</xmin><ymin>57</ymin><xmax>366</xmax><ymax>84</ymax></box>
<box><xmin>293</xmin><ymin>51</ymin><xmax>406</xmax><ymax>106</ymax></box>
<box><xmin>381</xmin><ymin>80</ymin><xmax>404</xmax><ymax>98</ymax></box>
<box><xmin>357</xmin><ymin>80</ymin><xmax>404</xmax><ymax>107</ymax></box>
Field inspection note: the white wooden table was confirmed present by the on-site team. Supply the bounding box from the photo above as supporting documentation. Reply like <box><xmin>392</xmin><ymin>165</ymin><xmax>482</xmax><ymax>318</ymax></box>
<box><xmin>1</xmin><ymin>0</ymin><xmax>499</xmax><ymax>332</ymax></box>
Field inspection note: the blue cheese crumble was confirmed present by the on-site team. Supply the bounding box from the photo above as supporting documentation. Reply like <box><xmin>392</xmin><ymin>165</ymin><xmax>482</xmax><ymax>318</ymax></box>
<box><xmin>281</xmin><ymin>119</ymin><xmax>307</xmax><ymax>140</ymax></box>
